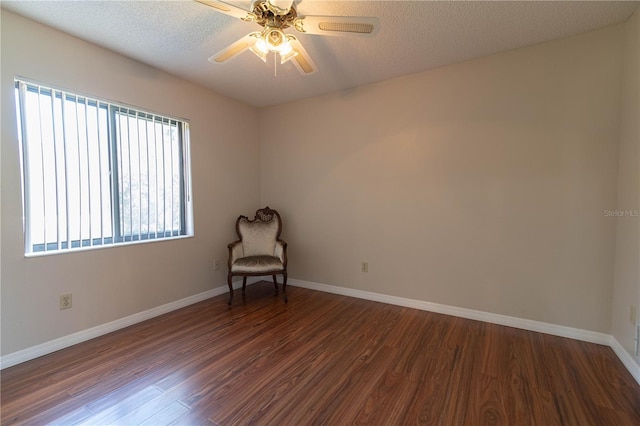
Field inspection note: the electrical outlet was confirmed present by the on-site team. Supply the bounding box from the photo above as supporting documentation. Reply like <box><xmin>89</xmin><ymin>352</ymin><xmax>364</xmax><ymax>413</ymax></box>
<box><xmin>59</xmin><ymin>293</ymin><xmax>72</xmax><ymax>310</ymax></box>
<box><xmin>362</xmin><ymin>262</ymin><xmax>368</xmax><ymax>273</ymax></box>
<box><xmin>631</xmin><ymin>305</ymin><xmax>637</xmax><ymax>325</ymax></box>
<box><xmin>213</xmin><ymin>259</ymin><xmax>221</xmax><ymax>271</ymax></box>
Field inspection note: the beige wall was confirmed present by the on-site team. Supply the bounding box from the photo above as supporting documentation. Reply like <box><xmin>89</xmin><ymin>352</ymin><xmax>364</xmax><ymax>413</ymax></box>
<box><xmin>1</xmin><ymin>7</ymin><xmax>635</xmax><ymax>359</ymax></box>
<box><xmin>1</xmin><ymin>10</ymin><xmax>260</xmax><ymax>355</ymax></box>
<box><xmin>612</xmin><ymin>9</ymin><xmax>640</xmax><ymax>364</ymax></box>
<box><xmin>260</xmin><ymin>25</ymin><xmax>625</xmax><ymax>333</ymax></box>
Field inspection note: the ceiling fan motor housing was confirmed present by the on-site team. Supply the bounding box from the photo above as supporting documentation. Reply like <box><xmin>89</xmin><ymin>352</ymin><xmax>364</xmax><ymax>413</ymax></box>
<box><xmin>252</xmin><ymin>0</ymin><xmax>297</xmax><ymax>29</ymax></box>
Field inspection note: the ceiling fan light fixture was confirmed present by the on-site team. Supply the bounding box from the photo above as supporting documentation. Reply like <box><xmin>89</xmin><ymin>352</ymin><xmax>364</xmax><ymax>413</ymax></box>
<box><xmin>279</xmin><ymin>34</ymin><xmax>298</xmax><ymax>63</ymax></box>
<box><xmin>249</xmin><ymin>27</ymin><xmax>298</xmax><ymax>63</ymax></box>
<box><xmin>279</xmin><ymin>47</ymin><xmax>298</xmax><ymax>64</ymax></box>
<box><xmin>249</xmin><ymin>46</ymin><xmax>268</xmax><ymax>62</ymax></box>
<box><xmin>248</xmin><ymin>33</ymin><xmax>268</xmax><ymax>62</ymax></box>
<box><xmin>257</xmin><ymin>37</ymin><xmax>270</xmax><ymax>52</ymax></box>
<box><xmin>263</xmin><ymin>27</ymin><xmax>287</xmax><ymax>51</ymax></box>
<box><xmin>278</xmin><ymin>37</ymin><xmax>293</xmax><ymax>54</ymax></box>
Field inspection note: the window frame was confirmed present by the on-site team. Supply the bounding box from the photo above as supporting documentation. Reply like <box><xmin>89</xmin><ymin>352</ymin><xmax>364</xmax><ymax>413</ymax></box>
<box><xmin>14</xmin><ymin>77</ymin><xmax>194</xmax><ymax>256</ymax></box>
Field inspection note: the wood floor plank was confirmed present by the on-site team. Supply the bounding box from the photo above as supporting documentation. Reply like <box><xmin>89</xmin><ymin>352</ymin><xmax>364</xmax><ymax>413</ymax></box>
<box><xmin>78</xmin><ymin>385</ymin><xmax>162</xmax><ymax>425</ymax></box>
<box><xmin>2</xmin><ymin>283</ymin><xmax>639</xmax><ymax>425</ymax></box>
<box><xmin>44</xmin><ymin>406</ymin><xmax>94</xmax><ymax>426</ymax></box>
<box><xmin>351</xmin><ymin>310</ymin><xmax>439</xmax><ymax>424</ymax></box>
<box><xmin>139</xmin><ymin>401</ymin><xmax>190</xmax><ymax>426</ymax></box>
<box><xmin>116</xmin><ymin>396</ymin><xmax>189</xmax><ymax>426</ymax></box>
<box><xmin>210</xmin><ymin>298</ymin><xmax>392</xmax><ymax>424</ymax></box>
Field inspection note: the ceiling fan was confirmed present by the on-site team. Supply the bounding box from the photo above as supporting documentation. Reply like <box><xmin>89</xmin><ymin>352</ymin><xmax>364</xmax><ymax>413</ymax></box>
<box><xmin>196</xmin><ymin>0</ymin><xmax>380</xmax><ymax>74</ymax></box>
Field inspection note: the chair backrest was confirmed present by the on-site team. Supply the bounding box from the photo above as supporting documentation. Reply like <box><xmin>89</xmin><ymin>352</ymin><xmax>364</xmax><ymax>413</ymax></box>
<box><xmin>236</xmin><ymin>207</ymin><xmax>282</xmax><ymax>257</ymax></box>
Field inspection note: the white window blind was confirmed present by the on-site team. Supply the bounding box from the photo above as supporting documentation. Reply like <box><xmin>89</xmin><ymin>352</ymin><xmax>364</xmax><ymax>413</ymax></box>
<box><xmin>14</xmin><ymin>79</ymin><xmax>193</xmax><ymax>254</ymax></box>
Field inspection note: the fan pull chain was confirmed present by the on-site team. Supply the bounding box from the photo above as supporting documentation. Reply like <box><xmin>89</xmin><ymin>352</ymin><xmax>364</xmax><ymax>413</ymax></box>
<box><xmin>274</xmin><ymin>53</ymin><xmax>277</xmax><ymax>77</ymax></box>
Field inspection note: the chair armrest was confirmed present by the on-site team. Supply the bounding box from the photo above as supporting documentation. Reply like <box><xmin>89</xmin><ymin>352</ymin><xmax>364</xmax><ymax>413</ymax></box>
<box><xmin>227</xmin><ymin>241</ymin><xmax>243</xmax><ymax>268</ymax></box>
<box><xmin>275</xmin><ymin>240</ymin><xmax>287</xmax><ymax>267</ymax></box>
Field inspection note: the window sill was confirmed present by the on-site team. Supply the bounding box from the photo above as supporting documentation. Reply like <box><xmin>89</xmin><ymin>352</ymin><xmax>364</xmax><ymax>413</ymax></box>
<box><xmin>24</xmin><ymin>234</ymin><xmax>194</xmax><ymax>258</ymax></box>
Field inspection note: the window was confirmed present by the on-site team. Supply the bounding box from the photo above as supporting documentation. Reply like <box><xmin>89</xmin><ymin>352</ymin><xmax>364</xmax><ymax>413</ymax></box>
<box><xmin>14</xmin><ymin>78</ymin><xmax>193</xmax><ymax>255</ymax></box>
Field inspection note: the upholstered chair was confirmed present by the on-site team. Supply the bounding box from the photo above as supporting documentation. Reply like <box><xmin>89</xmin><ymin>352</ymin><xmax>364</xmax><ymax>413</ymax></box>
<box><xmin>227</xmin><ymin>207</ymin><xmax>288</xmax><ymax>305</ymax></box>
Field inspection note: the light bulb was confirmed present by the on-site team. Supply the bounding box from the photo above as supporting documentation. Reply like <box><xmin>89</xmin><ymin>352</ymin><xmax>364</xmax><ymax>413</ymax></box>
<box><xmin>279</xmin><ymin>48</ymin><xmax>298</xmax><ymax>64</ymax></box>
<box><xmin>249</xmin><ymin>37</ymin><xmax>268</xmax><ymax>62</ymax></box>
<box><xmin>254</xmin><ymin>37</ymin><xmax>269</xmax><ymax>54</ymax></box>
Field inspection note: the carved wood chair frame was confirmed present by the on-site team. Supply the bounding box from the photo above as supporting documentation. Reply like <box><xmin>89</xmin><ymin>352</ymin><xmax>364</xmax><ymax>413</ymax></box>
<box><xmin>227</xmin><ymin>207</ymin><xmax>288</xmax><ymax>305</ymax></box>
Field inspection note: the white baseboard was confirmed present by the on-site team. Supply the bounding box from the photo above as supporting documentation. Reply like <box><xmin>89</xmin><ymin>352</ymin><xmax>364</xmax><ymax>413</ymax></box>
<box><xmin>609</xmin><ymin>336</ymin><xmax>640</xmax><ymax>384</ymax></box>
<box><xmin>288</xmin><ymin>278</ymin><xmax>639</xmax><ymax>384</ymax></box>
<box><xmin>3</xmin><ymin>276</ymin><xmax>639</xmax><ymax>386</ymax></box>
<box><xmin>0</xmin><ymin>277</ymin><xmax>260</xmax><ymax>370</ymax></box>
<box><xmin>288</xmin><ymin>279</ymin><xmax>610</xmax><ymax>344</ymax></box>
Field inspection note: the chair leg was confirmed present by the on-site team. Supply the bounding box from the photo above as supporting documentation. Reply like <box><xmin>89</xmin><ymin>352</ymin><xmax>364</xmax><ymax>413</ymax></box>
<box><xmin>273</xmin><ymin>275</ymin><xmax>279</xmax><ymax>294</ymax></box>
<box><xmin>242</xmin><ymin>277</ymin><xmax>247</xmax><ymax>293</ymax></box>
<box><xmin>283</xmin><ymin>271</ymin><xmax>288</xmax><ymax>303</ymax></box>
<box><xmin>227</xmin><ymin>274</ymin><xmax>233</xmax><ymax>306</ymax></box>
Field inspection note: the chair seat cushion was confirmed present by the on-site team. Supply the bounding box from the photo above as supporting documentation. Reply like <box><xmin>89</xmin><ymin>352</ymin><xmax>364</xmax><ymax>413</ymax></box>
<box><xmin>231</xmin><ymin>255</ymin><xmax>284</xmax><ymax>274</ymax></box>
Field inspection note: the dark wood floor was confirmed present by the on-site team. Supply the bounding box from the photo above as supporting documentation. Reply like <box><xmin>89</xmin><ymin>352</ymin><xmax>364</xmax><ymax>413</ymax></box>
<box><xmin>2</xmin><ymin>283</ymin><xmax>639</xmax><ymax>425</ymax></box>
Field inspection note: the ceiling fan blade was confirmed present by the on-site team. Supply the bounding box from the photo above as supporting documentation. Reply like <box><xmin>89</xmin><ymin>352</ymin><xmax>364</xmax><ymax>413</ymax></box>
<box><xmin>288</xmin><ymin>36</ymin><xmax>317</xmax><ymax>75</ymax></box>
<box><xmin>195</xmin><ymin>0</ymin><xmax>256</xmax><ymax>21</ymax></box>
<box><xmin>293</xmin><ymin>15</ymin><xmax>380</xmax><ymax>37</ymax></box>
<box><xmin>208</xmin><ymin>33</ymin><xmax>258</xmax><ymax>63</ymax></box>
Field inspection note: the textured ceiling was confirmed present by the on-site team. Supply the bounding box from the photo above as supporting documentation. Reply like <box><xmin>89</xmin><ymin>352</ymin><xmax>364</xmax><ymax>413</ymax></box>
<box><xmin>3</xmin><ymin>1</ymin><xmax>638</xmax><ymax>107</ymax></box>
